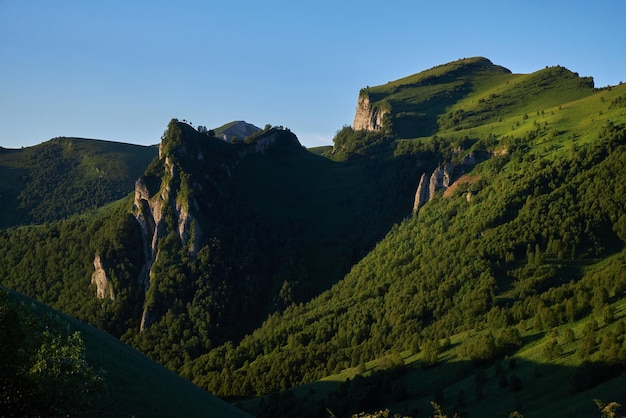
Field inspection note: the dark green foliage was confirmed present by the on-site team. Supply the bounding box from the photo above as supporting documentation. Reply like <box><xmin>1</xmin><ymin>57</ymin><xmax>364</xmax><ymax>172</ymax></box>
<box><xmin>0</xmin><ymin>198</ymin><xmax>146</xmax><ymax>337</ymax></box>
<box><xmin>0</xmin><ymin>290</ymin><xmax>106</xmax><ymax>416</ymax></box>
<box><xmin>572</xmin><ymin>361</ymin><xmax>625</xmax><ymax>392</ymax></box>
<box><xmin>0</xmin><ymin>119</ymin><xmax>426</xmax><ymax>384</ymax></box>
<box><xmin>329</xmin><ymin>125</ymin><xmax>395</xmax><ymax>161</ymax></box>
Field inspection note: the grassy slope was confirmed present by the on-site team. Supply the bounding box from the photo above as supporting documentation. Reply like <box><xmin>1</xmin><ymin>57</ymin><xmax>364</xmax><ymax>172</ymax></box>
<box><xmin>390</xmin><ymin>79</ymin><xmax>626</xmax><ymax>418</ymax></box>
<box><xmin>284</xmin><ymin>289</ymin><xmax>626</xmax><ymax>417</ymax></box>
<box><xmin>8</xmin><ymin>290</ymin><xmax>251</xmax><ymax>418</ymax></box>
<box><xmin>0</xmin><ymin>137</ymin><xmax>157</xmax><ymax>228</ymax></box>
<box><xmin>362</xmin><ymin>57</ymin><xmax>513</xmax><ymax>138</ymax></box>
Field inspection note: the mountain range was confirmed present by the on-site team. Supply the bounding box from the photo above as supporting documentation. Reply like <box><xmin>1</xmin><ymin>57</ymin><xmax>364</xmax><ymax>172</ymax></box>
<box><xmin>1</xmin><ymin>56</ymin><xmax>626</xmax><ymax>417</ymax></box>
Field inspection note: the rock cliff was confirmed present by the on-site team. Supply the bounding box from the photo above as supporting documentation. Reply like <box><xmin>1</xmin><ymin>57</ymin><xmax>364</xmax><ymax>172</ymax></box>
<box><xmin>132</xmin><ymin>133</ymin><xmax>203</xmax><ymax>330</ymax></box>
<box><xmin>412</xmin><ymin>173</ymin><xmax>429</xmax><ymax>213</ymax></box>
<box><xmin>413</xmin><ymin>151</ymin><xmax>490</xmax><ymax>213</ymax></box>
<box><xmin>353</xmin><ymin>94</ymin><xmax>388</xmax><ymax>131</ymax></box>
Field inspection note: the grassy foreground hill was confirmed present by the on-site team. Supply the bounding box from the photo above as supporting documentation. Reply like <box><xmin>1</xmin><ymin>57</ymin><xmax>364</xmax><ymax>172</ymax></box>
<box><xmin>1</xmin><ymin>57</ymin><xmax>626</xmax><ymax>417</ymax></box>
<box><xmin>0</xmin><ymin>288</ymin><xmax>251</xmax><ymax>417</ymax></box>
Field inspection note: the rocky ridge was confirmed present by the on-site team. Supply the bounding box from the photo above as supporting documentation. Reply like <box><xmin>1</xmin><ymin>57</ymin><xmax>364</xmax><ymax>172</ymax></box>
<box><xmin>412</xmin><ymin>151</ymin><xmax>491</xmax><ymax>213</ymax></box>
<box><xmin>131</xmin><ymin>122</ymin><xmax>302</xmax><ymax>331</ymax></box>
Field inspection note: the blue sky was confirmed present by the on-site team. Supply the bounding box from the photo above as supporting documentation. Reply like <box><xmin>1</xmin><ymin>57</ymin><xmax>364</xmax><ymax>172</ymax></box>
<box><xmin>1</xmin><ymin>0</ymin><xmax>625</xmax><ymax>149</ymax></box>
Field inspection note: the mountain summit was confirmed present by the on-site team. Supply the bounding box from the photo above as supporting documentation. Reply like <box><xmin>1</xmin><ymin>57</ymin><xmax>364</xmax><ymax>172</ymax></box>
<box><xmin>352</xmin><ymin>56</ymin><xmax>593</xmax><ymax>139</ymax></box>
<box><xmin>213</xmin><ymin>120</ymin><xmax>261</xmax><ymax>142</ymax></box>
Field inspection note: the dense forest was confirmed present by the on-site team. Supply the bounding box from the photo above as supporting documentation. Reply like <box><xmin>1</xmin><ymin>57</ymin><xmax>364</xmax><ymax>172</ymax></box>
<box><xmin>2</xmin><ymin>57</ymin><xmax>626</xmax><ymax>417</ymax></box>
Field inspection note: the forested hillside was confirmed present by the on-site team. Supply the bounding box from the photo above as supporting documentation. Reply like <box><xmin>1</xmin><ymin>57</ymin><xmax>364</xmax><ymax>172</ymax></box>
<box><xmin>191</xmin><ymin>117</ymin><xmax>626</xmax><ymax>417</ymax></box>
<box><xmin>2</xmin><ymin>57</ymin><xmax>626</xmax><ymax>417</ymax></box>
<box><xmin>0</xmin><ymin>137</ymin><xmax>157</xmax><ymax>227</ymax></box>
<box><xmin>0</xmin><ymin>120</ymin><xmax>421</xmax><ymax>372</ymax></box>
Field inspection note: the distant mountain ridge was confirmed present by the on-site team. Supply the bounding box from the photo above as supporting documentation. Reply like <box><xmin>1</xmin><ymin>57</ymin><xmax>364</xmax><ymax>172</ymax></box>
<box><xmin>0</xmin><ymin>137</ymin><xmax>158</xmax><ymax>228</ymax></box>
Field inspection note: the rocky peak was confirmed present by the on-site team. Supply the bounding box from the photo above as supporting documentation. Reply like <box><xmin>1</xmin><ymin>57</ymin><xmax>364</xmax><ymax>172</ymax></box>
<box><xmin>131</xmin><ymin>121</ymin><xmax>204</xmax><ymax>331</ymax></box>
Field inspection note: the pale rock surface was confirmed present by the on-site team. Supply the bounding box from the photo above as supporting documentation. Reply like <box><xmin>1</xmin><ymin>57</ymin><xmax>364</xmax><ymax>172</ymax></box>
<box><xmin>353</xmin><ymin>95</ymin><xmax>388</xmax><ymax>131</ymax></box>
<box><xmin>91</xmin><ymin>254</ymin><xmax>115</xmax><ymax>301</ymax></box>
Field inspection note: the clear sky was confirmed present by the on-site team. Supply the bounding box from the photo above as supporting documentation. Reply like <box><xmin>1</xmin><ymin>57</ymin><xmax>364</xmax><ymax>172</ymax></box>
<box><xmin>1</xmin><ymin>0</ymin><xmax>625</xmax><ymax>149</ymax></box>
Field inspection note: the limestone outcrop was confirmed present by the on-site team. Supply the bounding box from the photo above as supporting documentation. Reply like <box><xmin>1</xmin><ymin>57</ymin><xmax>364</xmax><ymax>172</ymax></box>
<box><xmin>353</xmin><ymin>94</ymin><xmax>388</xmax><ymax>131</ymax></box>
<box><xmin>412</xmin><ymin>173</ymin><xmax>429</xmax><ymax>213</ymax></box>
<box><xmin>412</xmin><ymin>151</ymin><xmax>490</xmax><ymax>213</ymax></box>
<box><xmin>132</xmin><ymin>148</ymin><xmax>202</xmax><ymax>331</ymax></box>
<box><xmin>91</xmin><ymin>254</ymin><xmax>115</xmax><ymax>301</ymax></box>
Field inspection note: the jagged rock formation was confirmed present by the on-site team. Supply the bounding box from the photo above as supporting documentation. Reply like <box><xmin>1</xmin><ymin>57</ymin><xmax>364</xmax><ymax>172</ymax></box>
<box><xmin>132</xmin><ymin>141</ymin><xmax>203</xmax><ymax>330</ymax></box>
<box><xmin>353</xmin><ymin>94</ymin><xmax>388</xmax><ymax>131</ymax></box>
<box><xmin>429</xmin><ymin>162</ymin><xmax>456</xmax><ymax>198</ymax></box>
<box><xmin>131</xmin><ymin>122</ymin><xmax>301</xmax><ymax>331</ymax></box>
<box><xmin>413</xmin><ymin>151</ymin><xmax>490</xmax><ymax>213</ymax></box>
<box><xmin>412</xmin><ymin>173</ymin><xmax>429</xmax><ymax>213</ymax></box>
<box><xmin>91</xmin><ymin>254</ymin><xmax>115</xmax><ymax>301</ymax></box>
<box><xmin>413</xmin><ymin>163</ymin><xmax>456</xmax><ymax>212</ymax></box>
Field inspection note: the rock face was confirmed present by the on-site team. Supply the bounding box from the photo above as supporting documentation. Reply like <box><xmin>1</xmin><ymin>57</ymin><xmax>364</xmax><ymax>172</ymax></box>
<box><xmin>413</xmin><ymin>151</ymin><xmax>490</xmax><ymax>213</ymax></box>
<box><xmin>91</xmin><ymin>254</ymin><xmax>115</xmax><ymax>301</ymax></box>
<box><xmin>413</xmin><ymin>163</ymin><xmax>456</xmax><ymax>212</ymax></box>
<box><xmin>429</xmin><ymin>162</ymin><xmax>456</xmax><ymax>198</ymax></box>
<box><xmin>132</xmin><ymin>149</ymin><xmax>202</xmax><ymax>331</ymax></box>
<box><xmin>353</xmin><ymin>94</ymin><xmax>388</xmax><ymax>131</ymax></box>
<box><xmin>412</xmin><ymin>173</ymin><xmax>429</xmax><ymax>213</ymax></box>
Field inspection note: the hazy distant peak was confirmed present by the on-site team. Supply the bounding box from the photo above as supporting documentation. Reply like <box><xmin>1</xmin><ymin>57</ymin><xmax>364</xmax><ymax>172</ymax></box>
<box><xmin>213</xmin><ymin>121</ymin><xmax>261</xmax><ymax>142</ymax></box>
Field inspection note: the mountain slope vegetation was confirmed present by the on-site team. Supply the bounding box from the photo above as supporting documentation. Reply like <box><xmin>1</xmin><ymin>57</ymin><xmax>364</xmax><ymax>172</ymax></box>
<box><xmin>0</xmin><ymin>120</ymin><xmax>420</xmax><ymax>371</ymax></box>
<box><xmin>0</xmin><ymin>137</ymin><xmax>157</xmax><ymax>227</ymax></box>
<box><xmin>0</xmin><ymin>288</ymin><xmax>251</xmax><ymax>417</ymax></box>
<box><xmin>1</xmin><ymin>57</ymin><xmax>626</xmax><ymax>417</ymax></box>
